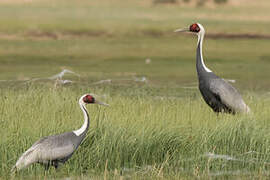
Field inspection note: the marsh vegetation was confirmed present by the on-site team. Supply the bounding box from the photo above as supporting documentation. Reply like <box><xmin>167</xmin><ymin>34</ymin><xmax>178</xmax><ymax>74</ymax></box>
<box><xmin>0</xmin><ymin>0</ymin><xmax>270</xmax><ymax>179</ymax></box>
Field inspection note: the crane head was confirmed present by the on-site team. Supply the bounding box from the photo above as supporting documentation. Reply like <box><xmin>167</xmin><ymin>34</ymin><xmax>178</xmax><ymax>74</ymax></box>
<box><xmin>81</xmin><ymin>94</ymin><xmax>109</xmax><ymax>106</ymax></box>
<box><xmin>189</xmin><ymin>23</ymin><xmax>200</xmax><ymax>33</ymax></box>
<box><xmin>174</xmin><ymin>23</ymin><xmax>202</xmax><ymax>33</ymax></box>
<box><xmin>83</xmin><ymin>95</ymin><xmax>95</xmax><ymax>104</ymax></box>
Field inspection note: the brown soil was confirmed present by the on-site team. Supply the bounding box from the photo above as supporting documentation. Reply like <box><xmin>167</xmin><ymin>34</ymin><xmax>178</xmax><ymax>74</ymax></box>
<box><xmin>0</xmin><ymin>31</ymin><xmax>270</xmax><ymax>40</ymax></box>
<box><xmin>206</xmin><ymin>33</ymin><xmax>270</xmax><ymax>39</ymax></box>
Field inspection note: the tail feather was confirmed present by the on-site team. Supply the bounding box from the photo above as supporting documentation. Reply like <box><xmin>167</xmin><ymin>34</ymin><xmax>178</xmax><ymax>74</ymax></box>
<box><xmin>11</xmin><ymin>144</ymin><xmax>39</xmax><ymax>172</ymax></box>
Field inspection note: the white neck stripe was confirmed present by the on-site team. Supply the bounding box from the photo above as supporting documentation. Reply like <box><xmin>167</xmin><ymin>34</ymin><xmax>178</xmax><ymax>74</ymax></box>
<box><xmin>73</xmin><ymin>101</ymin><xmax>89</xmax><ymax>136</ymax></box>
<box><xmin>197</xmin><ymin>24</ymin><xmax>212</xmax><ymax>73</ymax></box>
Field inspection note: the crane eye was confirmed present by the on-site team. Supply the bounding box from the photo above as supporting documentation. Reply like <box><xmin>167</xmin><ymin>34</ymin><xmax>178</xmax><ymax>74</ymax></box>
<box><xmin>83</xmin><ymin>95</ymin><xmax>95</xmax><ymax>104</ymax></box>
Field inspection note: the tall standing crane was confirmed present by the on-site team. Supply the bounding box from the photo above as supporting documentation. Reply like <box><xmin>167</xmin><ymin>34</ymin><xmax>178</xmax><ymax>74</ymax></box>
<box><xmin>175</xmin><ymin>23</ymin><xmax>250</xmax><ymax>114</ymax></box>
<box><xmin>12</xmin><ymin>94</ymin><xmax>109</xmax><ymax>172</ymax></box>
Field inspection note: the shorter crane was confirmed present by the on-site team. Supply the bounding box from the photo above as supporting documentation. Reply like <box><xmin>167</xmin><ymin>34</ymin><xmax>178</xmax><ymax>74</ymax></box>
<box><xmin>175</xmin><ymin>23</ymin><xmax>250</xmax><ymax>114</ymax></box>
<box><xmin>12</xmin><ymin>94</ymin><xmax>108</xmax><ymax>172</ymax></box>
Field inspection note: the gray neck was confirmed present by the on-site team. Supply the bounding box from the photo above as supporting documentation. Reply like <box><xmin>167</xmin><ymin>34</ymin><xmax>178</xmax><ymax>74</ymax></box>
<box><xmin>196</xmin><ymin>32</ymin><xmax>212</xmax><ymax>77</ymax></box>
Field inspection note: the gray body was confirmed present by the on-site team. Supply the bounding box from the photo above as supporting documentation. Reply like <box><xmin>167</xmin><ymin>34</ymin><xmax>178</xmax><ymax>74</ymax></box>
<box><xmin>196</xmin><ymin>36</ymin><xmax>250</xmax><ymax>114</ymax></box>
<box><xmin>12</xmin><ymin>98</ymin><xmax>90</xmax><ymax>171</ymax></box>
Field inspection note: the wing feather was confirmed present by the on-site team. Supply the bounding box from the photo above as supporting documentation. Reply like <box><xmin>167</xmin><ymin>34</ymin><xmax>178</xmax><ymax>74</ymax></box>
<box><xmin>208</xmin><ymin>78</ymin><xmax>248</xmax><ymax>112</ymax></box>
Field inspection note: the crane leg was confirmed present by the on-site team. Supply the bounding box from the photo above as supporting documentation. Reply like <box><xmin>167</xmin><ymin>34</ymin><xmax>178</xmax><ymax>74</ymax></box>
<box><xmin>53</xmin><ymin>161</ymin><xmax>59</xmax><ymax>169</ymax></box>
<box><xmin>44</xmin><ymin>163</ymin><xmax>50</xmax><ymax>171</ymax></box>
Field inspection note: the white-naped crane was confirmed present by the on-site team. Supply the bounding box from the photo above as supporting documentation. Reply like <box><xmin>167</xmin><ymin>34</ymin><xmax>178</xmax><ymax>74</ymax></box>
<box><xmin>175</xmin><ymin>23</ymin><xmax>250</xmax><ymax>114</ymax></box>
<box><xmin>12</xmin><ymin>94</ymin><xmax>109</xmax><ymax>172</ymax></box>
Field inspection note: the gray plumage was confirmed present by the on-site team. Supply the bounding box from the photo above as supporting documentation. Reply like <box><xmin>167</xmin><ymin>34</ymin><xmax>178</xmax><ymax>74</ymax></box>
<box><xmin>12</xmin><ymin>132</ymin><xmax>84</xmax><ymax>171</ymax></box>
<box><xmin>175</xmin><ymin>23</ymin><xmax>250</xmax><ymax>114</ymax></box>
<box><xmin>12</xmin><ymin>94</ymin><xmax>108</xmax><ymax>172</ymax></box>
<box><xmin>197</xmin><ymin>68</ymin><xmax>250</xmax><ymax>114</ymax></box>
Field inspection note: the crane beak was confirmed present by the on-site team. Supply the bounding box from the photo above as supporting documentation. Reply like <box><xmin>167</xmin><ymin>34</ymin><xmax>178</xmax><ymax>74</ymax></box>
<box><xmin>95</xmin><ymin>100</ymin><xmax>109</xmax><ymax>106</ymax></box>
<box><xmin>174</xmin><ymin>27</ymin><xmax>189</xmax><ymax>33</ymax></box>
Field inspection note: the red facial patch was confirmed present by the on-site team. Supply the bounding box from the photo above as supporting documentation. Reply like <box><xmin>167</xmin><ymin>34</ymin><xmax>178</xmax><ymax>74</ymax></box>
<box><xmin>83</xmin><ymin>95</ymin><xmax>95</xmax><ymax>104</ymax></box>
<box><xmin>190</xmin><ymin>23</ymin><xmax>200</xmax><ymax>33</ymax></box>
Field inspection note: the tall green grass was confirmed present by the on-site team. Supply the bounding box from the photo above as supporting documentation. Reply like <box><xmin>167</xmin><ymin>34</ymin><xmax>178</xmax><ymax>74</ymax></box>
<box><xmin>1</xmin><ymin>86</ymin><xmax>270</xmax><ymax>179</ymax></box>
<box><xmin>0</xmin><ymin>0</ymin><xmax>270</xmax><ymax>179</ymax></box>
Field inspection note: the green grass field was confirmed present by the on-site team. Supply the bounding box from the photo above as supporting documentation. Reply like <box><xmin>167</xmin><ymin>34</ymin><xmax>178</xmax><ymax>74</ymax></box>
<box><xmin>1</xmin><ymin>0</ymin><xmax>270</xmax><ymax>179</ymax></box>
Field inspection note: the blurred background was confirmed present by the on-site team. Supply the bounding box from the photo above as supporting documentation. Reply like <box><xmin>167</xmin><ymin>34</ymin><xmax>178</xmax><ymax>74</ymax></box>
<box><xmin>0</xmin><ymin>0</ymin><xmax>269</xmax><ymax>91</ymax></box>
